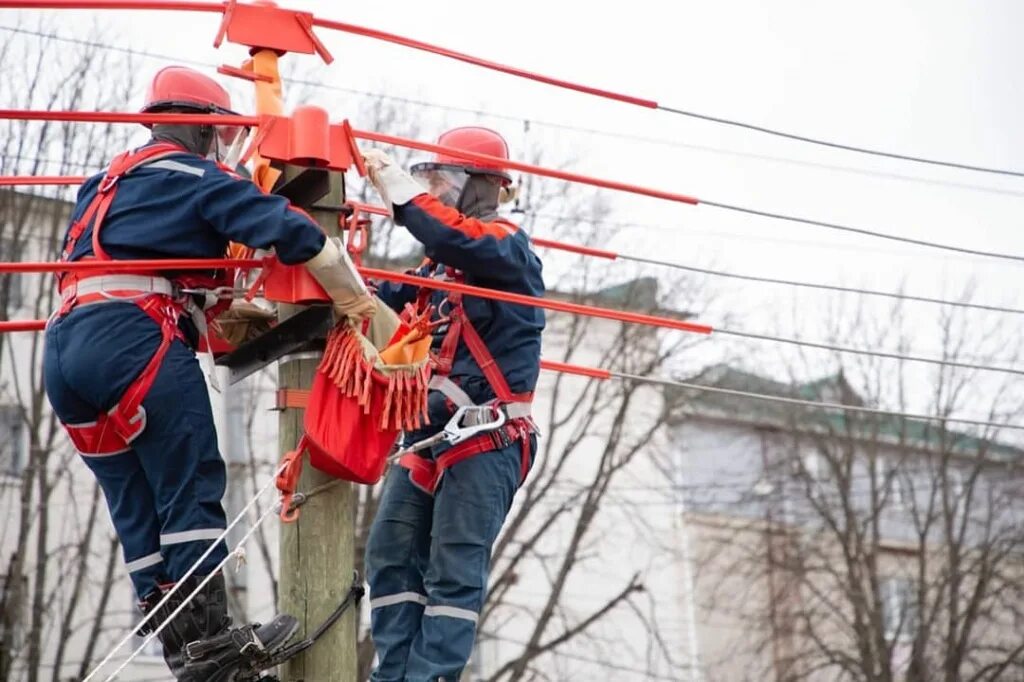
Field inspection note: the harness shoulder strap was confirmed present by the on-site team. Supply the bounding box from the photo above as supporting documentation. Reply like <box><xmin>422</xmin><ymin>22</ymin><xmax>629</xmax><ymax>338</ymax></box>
<box><xmin>90</xmin><ymin>143</ymin><xmax>187</xmax><ymax>261</ymax></box>
<box><xmin>62</xmin><ymin>144</ymin><xmax>185</xmax><ymax>264</ymax></box>
<box><xmin>433</xmin><ymin>267</ymin><xmax>518</xmax><ymax>403</ymax></box>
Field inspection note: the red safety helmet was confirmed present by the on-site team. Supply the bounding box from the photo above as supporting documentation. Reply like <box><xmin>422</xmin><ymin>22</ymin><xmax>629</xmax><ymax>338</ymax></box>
<box><xmin>410</xmin><ymin>126</ymin><xmax>512</xmax><ymax>186</ymax></box>
<box><xmin>141</xmin><ymin>66</ymin><xmax>236</xmax><ymax>117</ymax></box>
<box><xmin>141</xmin><ymin>66</ymin><xmax>250</xmax><ymax>166</ymax></box>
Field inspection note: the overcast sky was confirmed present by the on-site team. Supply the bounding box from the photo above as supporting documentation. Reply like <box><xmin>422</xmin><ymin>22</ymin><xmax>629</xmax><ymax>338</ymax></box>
<box><xmin>4</xmin><ymin>0</ymin><xmax>1022</xmax><ymax>426</ymax></box>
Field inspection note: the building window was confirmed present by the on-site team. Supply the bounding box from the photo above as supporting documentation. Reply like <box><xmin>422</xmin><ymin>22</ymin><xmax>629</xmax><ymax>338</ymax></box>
<box><xmin>881</xmin><ymin>577</ymin><xmax>918</xmax><ymax>642</ymax></box>
<box><xmin>798</xmin><ymin>451</ymin><xmax>828</xmax><ymax>485</ymax></box>
<box><xmin>948</xmin><ymin>468</ymin><xmax>965</xmax><ymax>502</ymax></box>
<box><xmin>0</xmin><ymin>405</ymin><xmax>26</xmax><ymax>478</ymax></box>
<box><xmin>874</xmin><ymin>456</ymin><xmax>906</xmax><ymax>510</ymax></box>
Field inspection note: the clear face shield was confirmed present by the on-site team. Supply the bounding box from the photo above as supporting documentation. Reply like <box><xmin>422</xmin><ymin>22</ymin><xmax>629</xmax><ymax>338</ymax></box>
<box><xmin>409</xmin><ymin>164</ymin><xmax>469</xmax><ymax>207</ymax></box>
<box><xmin>209</xmin><ymin>124</ymin><xmax>250</xmax><ymax>169</ymax></box>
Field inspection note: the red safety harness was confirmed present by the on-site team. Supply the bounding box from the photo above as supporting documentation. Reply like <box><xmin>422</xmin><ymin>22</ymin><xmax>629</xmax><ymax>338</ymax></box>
<box><xmin>398</xmin><ymin>266</ymin><xmax>535</xmax><ymax>494</ymax></box>
<box><xmin>55</xmin><ymin>143</ymin><xmax>233</xmax><ymax>456</ymax></box>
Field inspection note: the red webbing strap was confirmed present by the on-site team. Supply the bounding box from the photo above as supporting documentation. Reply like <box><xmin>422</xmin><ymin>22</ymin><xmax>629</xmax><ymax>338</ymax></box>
<box><xmin>458</xmin><ymin>310</ymin><xmax>514</xmax><ymax>403</ymax></box>
<box><xmin>276</xmin><ymin>388</ymin><xmax>311</xmax><ymax>409</ymax></box>
<box><xmin>433</xmin><ymin>268</ymin><xmax>518</xmax><ymax>403</ymax></box>
<box><xmin>61</xmin><ymin>196</ymin><xmax>102</xmax><ymax>262</ymax></box>
<box><xmin>518</xmin><ymin>425</ymin><xmax>531</xmax><ymax>482</ymax></box>
<box><xmin>86</xmin><ymin>143</ymin><xmax>186</xmax><ymax>261</ymax></box>
<box><xmin>88</xmin><ymin>191</ymin><xmax>120</xmax><ymax>260</ymax></box>
<box><xmin>436</xmin><ymin>304</ymin><xmax>462</xmax><ymax>375</ymax></box>
<box><xmin>404</xmin><ymin>420</ymin><xmax>532</xmax><ymax>494</ymax></box>
<box><xmin>276</xmin><ymin>435</ymin><xmax>309</xmax><ymax>523</ymax></box>
<box><xmin>105</xmin><ymin>296</ymin><xmax>182</xmax><ymax>440</ymax></box>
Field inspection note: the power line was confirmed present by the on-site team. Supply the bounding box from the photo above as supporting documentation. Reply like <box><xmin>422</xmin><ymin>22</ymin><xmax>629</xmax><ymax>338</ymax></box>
<box><xmin>7</xmin><ymin>172</ymin><xmax>1018</xmax><ymax>321</ymax></box>
<box><xmin>615</xmin><ymin>370</ymin><xmax>1024</xmax><ymax>432</ymax></box>
<box><xmin>533</xmin><ymin>239</ymin><xmax>1024</xmax><ymax>316</ymax></box>
<box><xmin>310</xmin><ymin>11</ymin><xmax>1024</xmax><ymax>179</ymax></box>
<box><xmin>6</xmin><ymin>26</ymin><xmax>1024</xmax><ymax>262</ymax></box>
<box><xmin>3</xmin><ymin>25</ymin><xmax>1022</xmax><ymax>198</ymax></box>
<box><xmin>522</xmin><ymin>210</ymin><xmax>1006</xmax><ymax>264</ymax></box>
<box><xmin>700</xmin><ymin>200</ymin><xmax>1024</xmax><ymax>263</ymax></box>
<box><xmin>657</xmin><ymin>104</ymin><xmax>1024</xmax><ymax>179</ymax></box>
<box><xmin>714</xmin><ymin>327</ymin><xmax>1024</xmax><ymax>376</ymax></box>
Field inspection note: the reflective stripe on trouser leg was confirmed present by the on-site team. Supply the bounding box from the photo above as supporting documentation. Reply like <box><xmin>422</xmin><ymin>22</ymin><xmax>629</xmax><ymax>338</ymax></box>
<box><xmin>367</xmin><ymin>464</ymin><xmax>435</xmax><ymax>682</ymax></box>
<box><xmin>405</xmin><ymin>438</ymin><xmax>529</xmax><ymax>682</ymax></box>
<box><xmin>77</xmin><ymin>450</ymin><xmax>167</xmax><ymax>598</ymax></box>
<box><xmin>129</xmin><ymin>339</ymin><xmax>230</xmax><ymax>581</ymax></box>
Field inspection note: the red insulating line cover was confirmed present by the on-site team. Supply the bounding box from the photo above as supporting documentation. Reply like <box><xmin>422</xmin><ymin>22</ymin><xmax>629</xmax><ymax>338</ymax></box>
<box><xmin>0</xmin><ymin>2</ymin><xmax>658</xmax><ymax>109</ymax></box>
<box><xmin>0</xmin><ymin>0</ymin><xmax>221</xmax><ymax>11</ymax></box>
<box><xmin>358</xmin><ymin>266</ymin><xmax>711</xmax><ymax>335</ymax></box>
<box><xmin>353</xmin><ymin>128</ymin><xmax>701</xmax><ymax>207</ymax></box>
<box><xmin>0</xmin><ymin>258</ymin><xmax>260</xmax><ymax>273</ymax></box>
<box><xmin>539</xmin><ymin>359</ymin><xmax>611</xmax><ymax>380</ymax></box>
<box><xmin>0</xmin><ymin>176</ymin><xmax>88</xmax><ymax>185</ymax></box>
<box><xmin>0</xmin><ymin>109</ymin><xmax>258</xmax><ymax>126</ymax></box>
<box><xmin>0</xmin><ymin>314</ymin><xmax>614</xmax><ymax>381</ymax></box>
<box><xmin>0</xmin><ymin>111</ymin><xmax>700</xmax><ymax>207</ymax></box>
<box><xmin>1</xmin><ymin>179</ymin><xmax>620</xmax><ymax>260</ymax></box>
<box><xmin>349</xmin><ymin>202</ymin><xmax>618</xmax><ymax>260</ymax></box>
<box><xmin>0</xmin><ymin>259</ymin><xmax>712</xmax><ymax>334</ymax></box>
<box><xmin>0</xmin><ymin>320</ymin><xmax>46</xmax><ymax>332</ymax></box>
<box><xmin>312</xmin><ymin>17</ymin><xmax>658</xmax><ymax>109</ymax></box>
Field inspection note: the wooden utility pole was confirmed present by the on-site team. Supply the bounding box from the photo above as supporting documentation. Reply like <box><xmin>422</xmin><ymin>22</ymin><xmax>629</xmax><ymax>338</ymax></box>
<box><xmin>277</xmin><ymin>171</ymin><xmax>357</xmax><ymax>681</ymax></box>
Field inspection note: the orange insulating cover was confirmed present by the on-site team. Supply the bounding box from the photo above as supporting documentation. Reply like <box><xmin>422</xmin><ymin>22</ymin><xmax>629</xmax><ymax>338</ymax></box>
<box><xmin>221</xmin><ymin>2</ymin><xmax>332</xmax><ymax>60</ymax></box>
<box><xmin>290</xmin><ymin>105</ymin><xmax>331</xmax><ymax>165</ymax></box>
<box><xmin>255</xmin><ymin>109</ymin><xmax>360</xmax><ymax>172</ymax></box>
<box><xmin>261</xmin><ymin>258</ymin><xmax>330</xmax><ymax>305</ymax></box>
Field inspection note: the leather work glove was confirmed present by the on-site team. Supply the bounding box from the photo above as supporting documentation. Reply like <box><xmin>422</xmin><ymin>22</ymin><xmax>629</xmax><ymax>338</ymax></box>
<box><xmin>362</xmin><ymin>148</ymin><xmax>426</xmax><ymax>215</ymax></box>
<box><xmin>213</xmin><ymin>299</ymin><xmax>276</xmax><ymax>346</ymax></box>
<box><xmin>304</xmin><ymin>237</ymin><xmax>377</xmax><ymax>323</ymax></box>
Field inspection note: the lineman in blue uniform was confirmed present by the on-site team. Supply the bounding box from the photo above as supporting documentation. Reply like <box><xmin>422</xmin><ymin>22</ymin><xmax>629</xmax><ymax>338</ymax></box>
<box><xmin>362</xmin><ymin>127</ymin><xmax>545</xmax><ymax>681</ymax></box>
<box><xmin>42</xmin><ymin>66</ymin><xmax>374</xmax><ymax>681</ymax></box>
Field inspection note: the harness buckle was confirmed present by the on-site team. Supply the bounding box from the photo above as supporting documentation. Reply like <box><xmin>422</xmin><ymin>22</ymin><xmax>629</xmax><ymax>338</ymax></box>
<box><xmin>98</xmin><ymin>174</ymin><xmax>119</xmax><ymax>194</ymax></box>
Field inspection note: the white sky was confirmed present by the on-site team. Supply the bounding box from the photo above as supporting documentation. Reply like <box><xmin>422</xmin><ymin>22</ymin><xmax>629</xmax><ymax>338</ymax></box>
<box><xmin>4</xmin><ymin>0</ymin><xmax>1023</xmax><ymax>424</ymax></box>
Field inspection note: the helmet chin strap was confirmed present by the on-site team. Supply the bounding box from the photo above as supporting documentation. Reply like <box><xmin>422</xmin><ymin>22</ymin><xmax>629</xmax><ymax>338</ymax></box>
<box><xmin>455</xmin><ymin>174</ymin><xmax>501</xmax><ymax>221</ymax></box>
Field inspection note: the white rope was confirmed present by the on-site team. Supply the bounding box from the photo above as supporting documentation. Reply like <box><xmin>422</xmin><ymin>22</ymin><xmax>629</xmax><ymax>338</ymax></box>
<box><xmin>83</xmin><ymin>462</ymin><xmax>287</xmax><ymax>682</ymax></box>
<box><xmin>103</xmin><ymin>499</ymin><xmax>280</xmax><ymax>681</ymax></box>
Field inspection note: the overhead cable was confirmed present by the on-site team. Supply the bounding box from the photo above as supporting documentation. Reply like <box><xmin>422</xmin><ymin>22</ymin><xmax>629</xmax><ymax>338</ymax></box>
<box><xmin>1</xmin><ymin>3</ymin><xmax>1020</xmax><ymax>177</ymax></box>
<box><xmin>4</xmin><ymin>25</ymin><xmax>1021</xmax><ymax>197</ymax></box>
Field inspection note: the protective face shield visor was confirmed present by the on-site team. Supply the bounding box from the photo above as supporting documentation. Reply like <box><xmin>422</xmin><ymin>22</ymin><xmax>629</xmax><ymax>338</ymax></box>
<box><xmin>409</xmin><ymin>163</ymin><xmax>469</xmax><ymax>207</ymax></box>
<box><xmin>209</xmin><ymin>124</ymin><xmax>250</xmax><ymax>168</ymax></box>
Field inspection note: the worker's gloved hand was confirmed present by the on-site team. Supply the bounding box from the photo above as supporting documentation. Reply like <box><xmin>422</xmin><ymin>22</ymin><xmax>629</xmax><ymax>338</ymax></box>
<box><xmin>304</xmin><ymin>237</ymin><xmax>377</xmax><ymax>323</ymax></box>
<box><xmin>213</xmin><ymin>299</ymin><xmax>277</xmax><ymax>346</ymax></box>
<box><xmin>362</xmin><ymin>148</ymin><xmax>425</xmax><ymax>215</ymax></box>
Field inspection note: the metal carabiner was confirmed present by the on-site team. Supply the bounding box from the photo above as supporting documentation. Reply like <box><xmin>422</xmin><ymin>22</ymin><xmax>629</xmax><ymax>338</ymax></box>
<box><xmin>441</xmin><ymin>405</ymin><xmax>507</xmax><ymax>446</ymax></box>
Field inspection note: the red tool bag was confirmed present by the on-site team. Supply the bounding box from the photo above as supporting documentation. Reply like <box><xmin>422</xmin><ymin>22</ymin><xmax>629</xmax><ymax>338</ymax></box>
<box><xmin>277</xmin><ymin>301</ymin><xmax>432</xmax><ymax>521</ymax></box>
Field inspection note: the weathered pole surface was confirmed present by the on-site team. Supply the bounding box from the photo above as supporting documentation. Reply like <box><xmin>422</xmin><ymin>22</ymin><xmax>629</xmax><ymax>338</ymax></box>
<box><xmin>277</xmin><ymin>170</ymin><xmax>357</xmax><ymax>681</ymax></box>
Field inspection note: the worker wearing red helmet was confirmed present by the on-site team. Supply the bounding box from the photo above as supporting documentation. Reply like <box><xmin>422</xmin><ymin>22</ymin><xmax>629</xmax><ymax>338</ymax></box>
<box><xmin>42</xmin><ymin>66</ymin><xmax>374</xmax><ymax>681</ymax></box>
<box><xmin>362</xmin><ymin>127</ymin><xmax>545</xmax><ymax>681</ymax></box>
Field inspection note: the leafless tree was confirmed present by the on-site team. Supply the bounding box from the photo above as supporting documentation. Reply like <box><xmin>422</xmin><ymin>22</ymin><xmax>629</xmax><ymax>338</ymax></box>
<box><xmin>682</xmin><ymin>294</ymin><xmax>1024</xmax><ymax>682</ymax></box>
<box><xmin>0</xmin><ymin>22</ymin><xmax>138</xmax><ymax>682</ymax></box>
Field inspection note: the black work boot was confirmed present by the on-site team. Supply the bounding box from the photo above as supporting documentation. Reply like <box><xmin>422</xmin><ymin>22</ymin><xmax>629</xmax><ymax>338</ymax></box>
<box><xmin>185</xmin><ymin>616</ymin><xmax>300</xmax><ymax>681</ymax></box>
<box><xmin>140</xmin><ymin>572</ymin><xmax>298</xmax><ymax>681</ymax></box>
<box><xmin>139</xmin><ymin>573</ymin><xmax>232</xmax><ymax>680</ymax></box>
